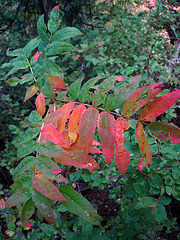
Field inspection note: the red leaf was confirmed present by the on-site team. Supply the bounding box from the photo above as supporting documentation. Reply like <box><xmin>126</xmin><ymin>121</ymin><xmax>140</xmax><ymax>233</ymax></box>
<box><xmin>68</xmin><ymin>104</ymin><xmax>86</xmax><ymax>144</ymax></box>
<box><xmin>54</xmin><ymin>149</ymin><xmax>99</xmax><ymax>169</ymax></box>
<box><xmin>35</xmin><ymin>93</ymin><xmax>46</xmax><ymax>117</ymax></box>
<box><xmin>148</xmin><ymin>122</ymin><xmax>180</xmax><ymax>144</ymax></box>
<box><xmin>33</xmin><ymin>172</ymin><xmax>66</xmax><ymax>201</ymax></box>
<box><xmin>135</xmin><ymin>122</ymin><xmax>152</xmax><ymax>166</ymax></box>
<box><xmin>41</xmin><ymin>124</ymin><xmax>64</xmax><ymax>145</ymax></box>
<box><xmin>24</xmin><ymin>86</ymin><xmax>39</xmax><ymax>102</ymax></box>
<box><xmin>44</xmin><ymin>109</ymin><xmax>64</xmax><ymax>125</ymax></box>
<box><xmin>115</xmin><ymin>117</ymin><xmax>131</xmax><ymax>175</ymax></box>
<box><xmin>115</xmin><ymin>147</ymin><xmax>130</xmax><ymax>176</ymax></box>
<box><xmin>79</xmin><ymin>107</ymin><xmax>99</xmax><ymax>154</ymax></box>
<box><xmin>116</xmin><ymin>76</ymin><xmax>127</xmax><ymax>81</ymax></box>
<box><xmin>138</xmin><ymin>157</ymin><xmax>148</xmax><ymax>172</ymax></box>
<box><xmin>139</xmin><ymin>90</ymin><xmax>180</xmax><ymax>122</ymax></box>
<box><xmin>33</xmin><ymin>51</ymin><xmax>42</xmax><ymax>62</ymax></box>
<box><xmin>121</xmin><ymin>82</ymin><xmax>167</xmax><ymax>117</ymax></box>
<box><xmin>98</xmin><ymin>111</ymin><xmax>115</xmax><ymax>164</ymax></box>
<box><xmin>57</xmin><ymin>102</ymin><xmax>75</xmax><ymax>133</ymax></box>
<box><xmin>45</xmin><ymin>74</ymin><xmax>67</xmax><ymax>90</ymax></box>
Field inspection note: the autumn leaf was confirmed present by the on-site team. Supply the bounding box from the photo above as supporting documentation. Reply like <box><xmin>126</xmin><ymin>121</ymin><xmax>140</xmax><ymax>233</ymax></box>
<box><xmin>115</xmin><ymin>117</ymin><xmax>131</xmax><ymax>175</ymax></box>
<box><xmin>68</xmin><ymin>104</ymin><xmax>86</xmax><ymax>144</ymax></box>
<box><xmin>98</xmin><ymin>111</ymin><xmax>115</xmax><ymax>165</ymax></box>
<box><xmin>45</xmin><ymin>74</ymin><xmax>67</xmax><ymax>90</ymax></box>
<box><xmin>116</xmin><ymin>76</ymin><xmax>127</xmax><ymax>81</ymax></box>
<box><xmin>135</xmin><ymin>122</ymin><xmax>152</xmax><ymax>166</ymax></box>
<box><xmin>55</xmin><ymin>149</ymin><xmax>99</xmax><ymax>169</ymax></box>
<box><xmin>139</xmin><ymin>89</ymin><xmax>180</xmax><ymax>122</ymax></box>
<box><xmin>33</xmin><ymin>51</ymin><xmax>42</xmax><ymax>62</ymax></box>
<box><xmin>41</xmin><ymin>124</ymin><xmax>64</xmax><ymax>145</ymax></box>
<box><xmin>79</xmin><ymin>107</ymin><xmax>99</xmax><ymax>154</ymax></box>
<box><xmin>148</xmin><ymin>122</ymin><xmax>180</xmax><ymax>144</ymax></box>
<box><xmin>57</xmin><ymin>102</ymin><xmax>75</xmax><ymax>133</ymax></box>
<box><xmin>35</xmin><ymin>93</ymin><xmax>46</xmax><ymax>116</ymax></box>
<box><xmin>138</xmin><ymin>157</ymin><xmax>148</xmax><ymax>172</ymax></box>
<box><xmin>44</xmin><ymin>108</ymin><xmax>64</xmax><ymax>125</ymax></box>
<box><xmin>33</xmin><ymin>172</ymin><xmax>67</xmax><ymax>201</ymax></box>
<box><xmin>121</xmin><ymin>82</ymin><xmax>167</xmax><ymax>117</ymax></box>
<box><xmin>24</xmin><ymin>86</ymin><xmax>39</xmax><ymax>102</ymax></box>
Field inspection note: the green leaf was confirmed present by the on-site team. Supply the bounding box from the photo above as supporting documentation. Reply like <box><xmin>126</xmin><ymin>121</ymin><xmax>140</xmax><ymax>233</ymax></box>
<box><xmin>92</xmin><ymin>76</ymin><xmax>117</xmax><ymax>107</ymax></box>
<box><xmin>32</xmin><ymin>189</ymin><xmax>55</xmax><ymax>224</ymax></box>
<box><xmin>154</xmin><ymin>204</ymin><xmax>167</xmax><ymax>223</ymax></box>
<box><xmin>21</xmin><ymin>198</ymin><xmax>35</xmax><ymax>225</ymax></box>
<box><xmin>24</xmin><ymin>37</ymin><xmax>40</xmax><ymax>57</ymax></box>
<box><xmin>6</xmin><ymin>60</ymin><xmax>29</xmax><ymax>77</ymax></box>
<box><xmin>6</xmin><ymin>48</ymin><xmax>24</xmax><ymax>57</ymax></box>
<box><xmin>43</xmin><ymin>58</ymin><xmax>63</xmax><ymax>76</ymax></box>
<box><xmin>46</xmin><ymin>42</ymin><xmax>74</xmax><ymax>55</ymax></box>
<box><xmin>172</xmin><ymin>167</ymin><xmax>180</xmax><ymax>179</ymax></box>
<box><xmin>172</xmin><ymin>189</ymin><xmax>180</xmax><ymax>201</ymax></box>
<box><xmin>60</xmin><ymin>185</ymin><xmax>102</xmax><ymax>226</ymax></box>
<box><xmin>29</xmin><ymin>110</ymin><xmax>43</xmax><ymax>124</ymax></box>
<box><xmin>69</xmin><ymin>77</ymin><xmax>83</xmax><ymax>100</ymax></box>
<box><xmin>37</xmin><ymin>141</ymin><xmax>65</xmax><ymax>157</ymax></box>
<box><xmin>48</xmin><ymin>8</ymin><xmax>60</xmax><ymax>33</ymax></box>
<box><xmin>37</xmin><ymin>15</ymin><xmax>50</xmax><ymax>42</ymax></box>
<box><xmin>36</xmin><ymin>155</ymin><xmax>67</xmax><ymax>182</ymax></box>
<box><xmin>6</xmin><ymin>77</ymin><xmax>20</xmax><ymax>86</ymax></box>
<box><xmin>5</xmin><ymin>186</ymin><xmax>32</xmax><ymax>207</ymax></box>
<box><xmin>52</xmin><ymin>27</ymin><xmax>82</xmax><ymax>42</ymax></box>
<box><xmin>17</xmin><ymin>140</ymin><xmax>37</xmax><ymax>160</ymax></box>
<box><xmin>78</xmin><ymin>76</ymin><xmax>102</xmax><ymax>102</ymax></box>
<box><xmin>152</xmin><ymin>173</ymin><xmax>162</xmax><ymax>188</ymax></box>
<box><xmin>21</xmin><ymin>128</ymin><xmax>40</xmax><ymax>144</ymax></box>
<box><xmin>14</xmin><ymin>156</ymin><xmax>35</xmax><ymax>180</ymax></box>
<box><xmin>11</xmin><ymin>170</ymin><xmax>34</xmax><ymax>194</ymax></box>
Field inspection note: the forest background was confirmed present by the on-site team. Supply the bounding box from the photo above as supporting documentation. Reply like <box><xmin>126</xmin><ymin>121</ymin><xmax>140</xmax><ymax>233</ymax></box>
<box><xmin>0</xmin><ymin>0</ymin><xmax>180</xmax><ymax>239</ymax></box>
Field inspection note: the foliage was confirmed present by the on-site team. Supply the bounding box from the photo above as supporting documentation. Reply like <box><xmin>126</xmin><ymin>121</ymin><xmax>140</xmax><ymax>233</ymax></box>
<box><xmin>1</xmin><ymin>1</ymin><xmax>180</xmax><ymax>239</ymax></box>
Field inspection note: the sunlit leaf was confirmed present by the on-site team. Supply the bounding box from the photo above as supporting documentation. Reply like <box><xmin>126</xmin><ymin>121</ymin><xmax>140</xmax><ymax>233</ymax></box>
<box><xmin>55</xmin><ymin>148</ymin><xmax>99</xmax><ymax>169</ymax></box>
<box><xmin>135</xmin><ymin>122</ymin><xmax>152</xmax><ymax>166</ymax></box>
<box><xmin>24</xmin><ymin>86</ymin><xmax>39</xmax><ymax>102</ymax></box>
<box><xmin>32</xmin><ymin>189</ymin><xmax>55</xmax><ymax>224</ymax></box>
<box><xmin>139</xmin><ymin>89</ymin><xmax>180</xmax><ymax>122</ymax></box>
<box><xmin>148</xmin><ymin>122</ymin><xmax>180</xmax><ymax>144</ymax></box>
<box><xmin>45</xmin><ymin>74</ymin><xmax>67</xmax><ymax>90</ymax></box>
<box><xmin>60</xmin><ymin>185</ymin><xmax>102</xmax><ymax>226</ymax></box>
<box><xmin>79</xmin><ymin>107</ymin><xmax>99</xmax><ymax>154</ymax></box>
<box><xmin>68</xmin><ymin>104</ymin><xmax>86</xmax><ymax>143</ymax></box>
<box><xmin>121</xmin><ymin>82</ymin><xmax>167</xmax><ymax>117</ymax></box>
<box><xmin>98</xmin><ymin>111</ymin><xmax>115</xmax><ymax>164</ymax></box>
<box><xmin>35</xmin><ymin>93</ymin><xmax>46</xmax><ymax>117</ymax></box>
<box><xmin>33</xmin><ymin>172</ymin><xmax>66</xmax><ymax>201</ymax></box>
<box><xmin>41</xmin><ymin>124</ymin><xmax>64</xmax><ymax>145</ymax></box>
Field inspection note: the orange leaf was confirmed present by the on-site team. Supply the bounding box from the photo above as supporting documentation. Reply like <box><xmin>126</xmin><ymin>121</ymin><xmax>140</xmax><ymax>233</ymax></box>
<box><xmin>33</xmin><ymin>172</ymin><xmax>66</xmax><ymax>201</ymax></box>
<box><xmin>98</xmin><ymin>111</ymin><xmax>115</xmax><ymax>164</ymax></box>
<box><xmin>41</xmin><ymin>124</ymin><xmax>64</xmax><ymax>145</ymax></box>
<box><xmin>35</xmin><ymin>93</ymin><xmax>46</xmax><ymax>117</ymax></box>
<box><xmin>68</xmin><ymin>104</ymin><xmax>86</xmax><ymax>144</ymax></box>
<box><xmin>55</xmin><ymin>149</ymin><xmax>99</xmax><ymax>169</ymax></box>
<box><xmin>45</xmin><ymin>74</ymin><xmax>67</xmax><ymax>90</ymax></box>
<box><xmin>121</xmin><ymin>82</ymin><xmax>167</xmax><ymax>117</ymax></box>
<box><xmin>135</xmin><ymin>122</ymin><xmax>152</xmax><ymax>166</ymax></box>
<box><xmin>44</xmin><ymin>109</ymin><xmax>64</xmax><ymax>125</ymax></box>
<box><xmin>33</xmin><ymin>51</ymin><xmax>42</xmax><ymax>62</ymax></box>
<box><xmin>57</xmin><ymin>102</ymin><xmax>75</xmax><ymax>133</ymax></box>
<box><xmin>24</xmin><ymin>86</ymin><xmax>39</xmax><ymax>102</ymax></box>
<box><xmin>115</xmin><ymin>117</ymin><xmax>131</xmax><ymax>175</ymax></box>
<box><xmin>139</xmin><ymin>89</ymin><xmax>180</xmax><ymax>122</ymax></box>
<box><xmin>79</xmin><ymin>107</ymin><xmax>99</xmax><ymax>155</ymax></box>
